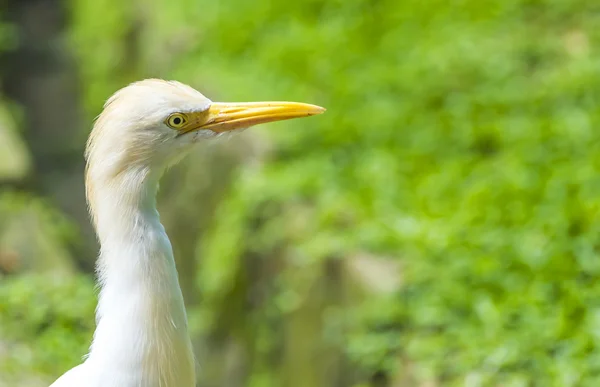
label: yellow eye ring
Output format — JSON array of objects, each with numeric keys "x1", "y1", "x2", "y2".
[{"x1": 165, "y1": 113, "x2": 188, "y2": 129}]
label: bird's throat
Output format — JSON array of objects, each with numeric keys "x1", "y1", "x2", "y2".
[{"x1": 86, "y1": 173, "x2": 196, "y2": 386}]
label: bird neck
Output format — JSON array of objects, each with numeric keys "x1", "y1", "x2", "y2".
[{"x1": 86, "y1": 168, "x2": 196, "y2": 386}]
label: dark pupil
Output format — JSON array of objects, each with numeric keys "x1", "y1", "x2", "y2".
[{"x1": 173, "y1": 117, "x2": 182, "y2": 125}]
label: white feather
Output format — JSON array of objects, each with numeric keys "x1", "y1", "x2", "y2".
[
  {"x1": 51, "y1": 80, "x2": 203, "y2": 387},
  {"x1": 49, "y1": 78, "x2": 324, "y2": 387}
]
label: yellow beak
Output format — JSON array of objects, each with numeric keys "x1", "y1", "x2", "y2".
[{"x1": 188, "y1": 101, "x2": 325, "y2": 133}]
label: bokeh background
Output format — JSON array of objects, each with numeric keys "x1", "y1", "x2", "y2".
[{"x1": 1, "y1": 0, "x2": 600, "y2": 386}]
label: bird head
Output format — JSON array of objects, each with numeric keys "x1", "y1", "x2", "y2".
[
  {"x1": 83, "y1": 78, "x2": 325, "y2": 231},
  {"x1": 84, "y1": 79, "x2": 324, "y2": 217}
]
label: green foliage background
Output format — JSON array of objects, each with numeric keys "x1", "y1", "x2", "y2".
[{"x1": 1, "y1": 0, "x2": 600, "y2": 386}]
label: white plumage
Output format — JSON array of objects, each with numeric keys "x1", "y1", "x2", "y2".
[{"x1": 50, "y1": 79, "x2": 324, "y2": 387}]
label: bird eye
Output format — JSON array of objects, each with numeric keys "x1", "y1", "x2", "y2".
[{"x1": 166, "y1": 113, "x2": 188, "y2": 129}]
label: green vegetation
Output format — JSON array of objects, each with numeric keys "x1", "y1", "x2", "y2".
[{"x1": 1, "y1": 0, "x2": 600, "y2": 386}]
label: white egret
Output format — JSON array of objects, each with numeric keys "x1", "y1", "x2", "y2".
[{"x1": 49, "y1": 79, "x2": 325, "y2": 387}]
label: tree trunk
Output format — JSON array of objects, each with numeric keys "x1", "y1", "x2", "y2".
[{"x1": 0, "y1": 0, "x2": 97, "y2": 270}]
